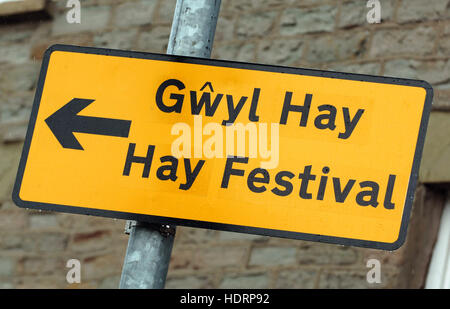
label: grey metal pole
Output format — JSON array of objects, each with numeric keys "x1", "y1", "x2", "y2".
[
  {"x1": 119, "y1": 0, "x2": 222, "y2": 289},
  {"x1": 167, "y1": 0, "x2": 221, "y2": 58}
]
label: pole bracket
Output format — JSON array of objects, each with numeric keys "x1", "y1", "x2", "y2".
[{"x1": 124, "y1": 220, "x2": 176, "y2": 237}]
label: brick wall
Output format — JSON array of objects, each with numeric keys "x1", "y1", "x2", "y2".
[{"x1": 0, "y1": 0, "x2": 449, "y2": 288}]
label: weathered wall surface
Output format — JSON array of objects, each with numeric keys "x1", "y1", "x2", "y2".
[{"x1": 0, "y1": 0, "x2": 449, "y2": 288}]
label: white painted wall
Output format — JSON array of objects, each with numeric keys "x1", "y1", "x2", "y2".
[{"x1": 425, "y1": 194, "x2": 450, "y2": 289}]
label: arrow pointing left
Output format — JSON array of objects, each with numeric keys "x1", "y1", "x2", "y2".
[{"x1": 45, "y1": 98, "x2": 132, "y2": 150}]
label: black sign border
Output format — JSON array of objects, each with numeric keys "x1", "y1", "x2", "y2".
[{"x1": 13, "y1": 44, "x2": 433, "y2": 251}]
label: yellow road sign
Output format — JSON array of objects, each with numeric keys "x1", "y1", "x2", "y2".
[{"x1": 13, "y1": 45, "x2": 433, "y2": 250}]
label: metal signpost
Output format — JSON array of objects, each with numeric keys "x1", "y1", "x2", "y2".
[
  {"x1": 12, "y1": 0, "x2": 433, "y2": 290},
  {"x1": 119, "y1": 0, "x2": 222, "y2": 289}
]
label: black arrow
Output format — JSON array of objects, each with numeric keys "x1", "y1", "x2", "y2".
[{"x1": 45, "y1": 98, "x2": 132, "y2": 150}]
